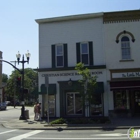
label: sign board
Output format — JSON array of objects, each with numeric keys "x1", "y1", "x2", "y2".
[
  {"x1": 44, "y1": 75, "x2": 49, "y2": 87},
  {"x1": 112, "y1": 72, "x2": 140, "y2": 79}
]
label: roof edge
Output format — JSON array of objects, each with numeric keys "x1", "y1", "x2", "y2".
[{"x1": 35, "y1": 12, "x2": 103, "y2": 24}]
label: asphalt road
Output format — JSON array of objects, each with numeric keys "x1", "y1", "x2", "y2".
[{"x1": 0, "y1": 128, "x2": 130, "y2": 140}]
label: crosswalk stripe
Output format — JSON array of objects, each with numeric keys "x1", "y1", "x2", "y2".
[
  {"x1": 91, "y1": 133, "x2": 127, "y2": 136},
  {"x1": 7, "y1": 130, "x2": 44, "y2": 140},
  {"x1": 26, "y1": 137, "x2": 127, "y2": 140},
  {"x1": 0, "y1": 129, "x2": 17, "y2": 135}
]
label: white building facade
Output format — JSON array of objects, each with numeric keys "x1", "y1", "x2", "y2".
[
  {"x1": 104, "y1": 10, "x2": 140, "y2": 117},
  {"x1": 36, "y1": 9, "x2": 140, "y2": 118}
]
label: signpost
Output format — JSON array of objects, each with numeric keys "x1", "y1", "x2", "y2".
[{"x1": 44, "y1": 74, "x2": 49, "y2": 124}]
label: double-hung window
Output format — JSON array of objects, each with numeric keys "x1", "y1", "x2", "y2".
[
  {"x1": 76, "y1": 41, "x2": 93, "y2": 66},
  {"x1": 80, "y1": 42, "x2": 89, "y2": 65},
  {"x1": 56, "y1": 44, "x2": 64, "y2": 67},
  {"x1": 52, "y1": 44, "x2": 68, "y2": 68},
  {"x1": 121, "y1": 36, "x2": 131, "y2": 60}
]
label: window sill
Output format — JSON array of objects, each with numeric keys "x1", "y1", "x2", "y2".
[{"x1": 119, "y1": 59, "x2": 134, "y2": 62}]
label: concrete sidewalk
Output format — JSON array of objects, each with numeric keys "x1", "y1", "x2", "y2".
[{"x1": 2, "y1": 116, "x2": 140, "y2": 130}]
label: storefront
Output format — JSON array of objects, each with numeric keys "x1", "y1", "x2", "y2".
[
  {"x1": 109, "y1": 69, "x2": 140, "y2": 117},
  {"x1": 38, "y1": 69, "x2": 106, "y2": 118}
]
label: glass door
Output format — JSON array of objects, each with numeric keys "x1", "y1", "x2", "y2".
[{"x1": 66, "y1": 92, "x2": 83, "y2": 115}]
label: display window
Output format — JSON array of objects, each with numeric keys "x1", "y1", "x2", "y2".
[{"x1": 114, "y1": 90, "x2": 130, "y2": 110}]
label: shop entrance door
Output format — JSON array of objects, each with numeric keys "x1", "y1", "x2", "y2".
[
  {"x1": 134, "y1": 91, "x2": 140, "y2": 114},
  {"x1": 66, "y1": 92, "x2": 83, "y2": 115}
]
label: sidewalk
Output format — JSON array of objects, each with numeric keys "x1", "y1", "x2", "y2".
[{"x1": 2, "y1": 116, "x2": 140, "y2": 130}]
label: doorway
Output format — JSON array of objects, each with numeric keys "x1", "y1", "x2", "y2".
[
  {"x1": 66, "y1": 92, "x2": 83, "y2": 115},
  {"x1": 134, "y1": 90, "x2": 140, "y2": 114}
]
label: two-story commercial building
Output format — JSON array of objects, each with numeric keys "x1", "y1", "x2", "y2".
[
  {"x1": 35, "y1": 13, "x2": 107, "y2": 118},
  {"x1": 36, "y1": 9, "x2": 140, "y2": 118},
  {"x1": 104, "y1": 10, "x2": 140, "y2": 117}
]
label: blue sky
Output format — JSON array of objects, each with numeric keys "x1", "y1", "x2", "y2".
[{"x1": 0, "y1": 0, "x2": 140, "y2": 76}]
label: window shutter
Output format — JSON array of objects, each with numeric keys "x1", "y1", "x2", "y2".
[
  {"x1": 76, "y1": 43, "x2": 80, "y2": 63},
  {"x1": 64, "y1": 44, "x2": 68, "y2": 67},
  {"x1": 89, "y1": 42, "x2": 93, "y2": 66},
  {"x1": 51, "y1": 45, "x2": 55, "y2": 68}
]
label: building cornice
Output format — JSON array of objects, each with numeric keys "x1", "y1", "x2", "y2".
[
  {"x1": 35, "y1": 12, "x2": 103, "y2": 24},
  {"x1": 109, "y1": 68, "x2": 140, "y2": 72},
  {"x1": 34, "y1": 65, "x2": 106, "y2": 72},
  {"x1": 103, "y1": 9, "x2": 140, "y2": 23}
]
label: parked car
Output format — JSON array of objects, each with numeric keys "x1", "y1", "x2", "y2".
[
  {"x1": 0, "y1": 102, "x2": 7, "y2": 110},
  {"x1": 6, "y1": 101, "x2": 11, "y2": 106}
]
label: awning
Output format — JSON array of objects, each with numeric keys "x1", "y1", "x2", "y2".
[
  {"x1": 39, "y1": 84, "x2": 56, "y2": 94},
  {"x1": 110, "y1": 81, "x2": 140, "y2": 90},
  {"x1": 93, "y1": 82, "x2": 104, "y2": 94}
]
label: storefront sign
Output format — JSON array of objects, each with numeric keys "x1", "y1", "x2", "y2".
[
  {"x1": 42, "y1": 71, "x2": 103, "y2": 77},
  {"x1": 112, "y1": 72, "x2": 140, "y2": 79}
]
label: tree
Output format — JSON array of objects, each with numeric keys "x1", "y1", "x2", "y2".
[
  {"x1": 2, "y1": 73, "x2": 8, "y2": 83},
  {"x1": 75, "y1": 62, "x2": 97, "y2": 116},
  {"x1": 5, "y1": 68, "x2": 38, "y2": 104}
]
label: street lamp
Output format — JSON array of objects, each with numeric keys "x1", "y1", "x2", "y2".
[{"x1": 16, "y1": 50, "x2": 31, "y2": 120}]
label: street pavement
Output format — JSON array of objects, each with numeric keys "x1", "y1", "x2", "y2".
[{"x1": 1, "y1": 106, "x2": 140, "y2": 130}]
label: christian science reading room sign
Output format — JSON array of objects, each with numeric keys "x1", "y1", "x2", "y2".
[
  {"x1": 112, "y1": 72, "x2": 140, "y2": 79},
  {"x1": 42, "y1": 71, "x2": 103, "y2": 77}
]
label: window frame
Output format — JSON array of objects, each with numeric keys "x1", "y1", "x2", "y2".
[
  {"x1": 121, "y1": 36, "x2": 131, "y2": 60},
  {"x1": 80, "y1": 42, "x2": 89, "y2": 66},
  {"x1": 55, "y1": 44, "x2": 64, "y2": 67}
]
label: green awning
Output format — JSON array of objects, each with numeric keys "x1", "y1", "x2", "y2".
[
  {"x1": 39, "y1": 84, "x2": 56, "y2": 94},
  {"x1": 93, "y1": 82, "x2": 104, "y2": 94}
]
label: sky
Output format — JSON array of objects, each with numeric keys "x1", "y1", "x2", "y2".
[{"x1": 0, "y1": 0, "x2": 140, "y2": 76}]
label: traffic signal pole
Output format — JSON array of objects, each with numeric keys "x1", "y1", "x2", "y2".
[
  {"x1": 10, "y1": 61, "x2": 17, "y2": 108},
  {"x1": 1, "y1": 51, "x2": 31, "y2": 120}
]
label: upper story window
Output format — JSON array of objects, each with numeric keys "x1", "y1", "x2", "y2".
[
  {"x1": 80, "y1": 42, "x2": 89, "y2": 65},
  {"x1": 121, "y1": 36, "x2": 131, "y2": 60},
  {"x1": 76, "y1": 41, "x2": 93, "y2": 66},
  {"x1": 56, "y1": 44, "x2": 64, "y2": 67},
  {"x1": 52, "y1": 44, "x2": 67, "y2": 68}
]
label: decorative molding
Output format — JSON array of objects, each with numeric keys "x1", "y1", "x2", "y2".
[
  {"x1": 103, "y1": 10, "x2": 140, "y2": 23},
  {"x1": 34, "y1": 65, "x2": 106, "y2": 72},
  {"x1": 116, "y1": 30, "x2": 135, "y2": 43}
]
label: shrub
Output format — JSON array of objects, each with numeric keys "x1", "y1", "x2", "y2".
[
  {"x1": 50, "y1": 117, "x2": 111, "y2": 124},
  {"x1": 50, "y1": 118, "x2": 66, "y2": 125}
]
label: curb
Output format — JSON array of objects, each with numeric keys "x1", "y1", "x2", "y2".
[{"x1": 2, "y1": 122, "x2": 138, "y2": 130}]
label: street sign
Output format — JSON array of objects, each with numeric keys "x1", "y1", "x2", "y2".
[{"x1": 44, "y1": 75, "x2": 49, "y2": 87}]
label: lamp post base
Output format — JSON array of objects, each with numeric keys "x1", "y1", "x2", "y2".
[
  {"x1": 19, "y1": 116, "x2": 26, "y2": 120},
  {"x1": 19, "y1": 105, "x2": 26, "y2": 120}
]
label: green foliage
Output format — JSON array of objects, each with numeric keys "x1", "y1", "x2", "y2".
[
  {"x1": 5, "y1": 68, "x2": 38, "y2": 101},
  {"x1": 50, "y1": 118, "x2": 66, "y2": 125},
  {"x1": 50, "y1": 117, "x2": 111, "y2": 124},
  {"x1": 75, "y1": 62, "x2": 97, "y2": 104},
  {"x1": 2, "y1": 73, "x2": 8, "y2": 83}
]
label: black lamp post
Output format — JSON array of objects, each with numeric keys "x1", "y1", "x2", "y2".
[{"x1": 16, "y1": 50, "x2": 31, "y2": 120}]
